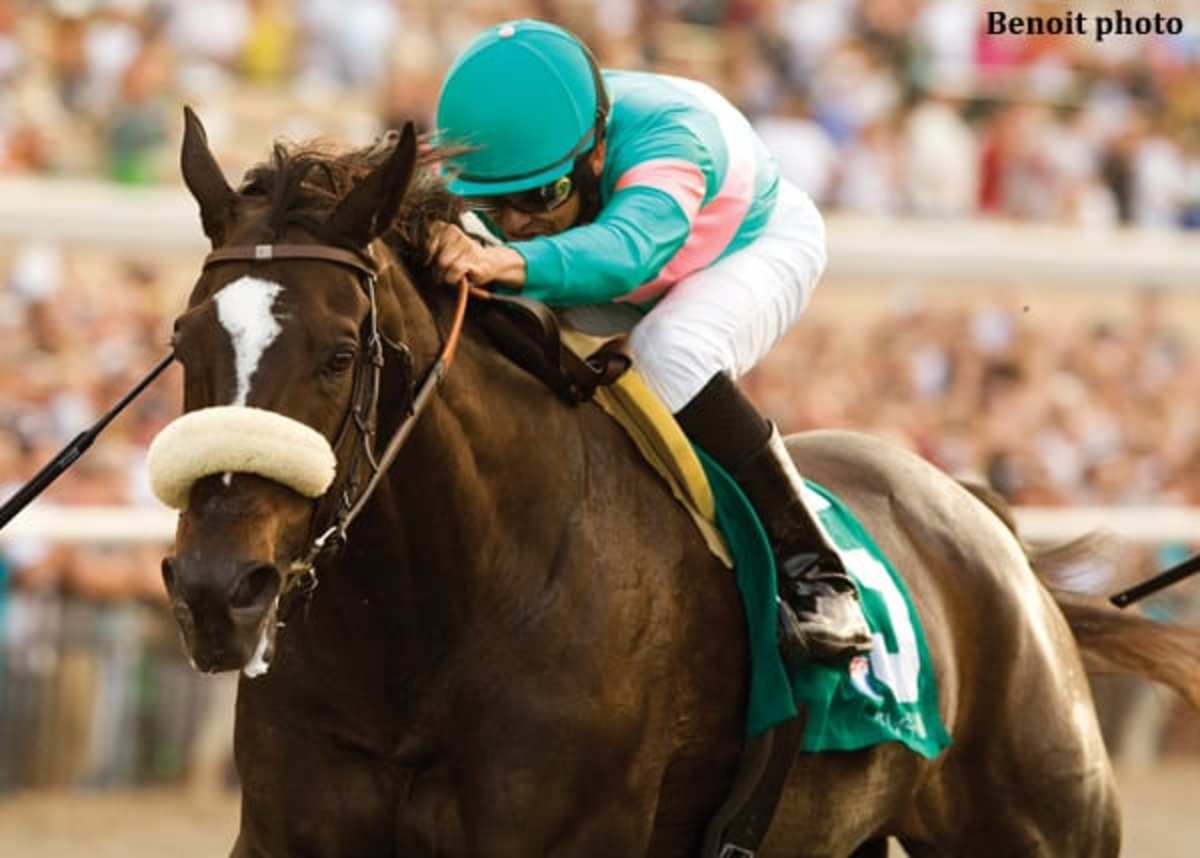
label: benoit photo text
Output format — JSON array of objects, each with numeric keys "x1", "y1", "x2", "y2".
[{"x1": 987, "y1": 9, "x2": 1185, "y2": 42}]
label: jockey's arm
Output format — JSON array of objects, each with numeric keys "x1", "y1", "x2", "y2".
[{"x1": 504, "y1": 185, "x2": 693, "y2": 306}]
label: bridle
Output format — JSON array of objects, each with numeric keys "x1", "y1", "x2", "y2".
[{"x1": 201, "y1": 241, "x2": 473, "y2": 593}]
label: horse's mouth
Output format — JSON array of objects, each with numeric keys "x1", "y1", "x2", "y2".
[
  {"x1": 168, "y1": 585, "x2": 283, "y2": 677},
  {"x1": 189, "y1": 643, "x2": 253, "y2": 675}
]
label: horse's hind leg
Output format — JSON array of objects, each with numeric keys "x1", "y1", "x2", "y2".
[
  {"x1": 942, "y1": 784, "x2": 1120, "y2": 857},
  {"x1": 924, "y1": 750, "x2": 1121, "y2": 857}
]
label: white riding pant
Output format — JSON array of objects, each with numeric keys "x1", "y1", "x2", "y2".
[{"x1": 628, "y1": 179, "x2": 827, "y2": 413}]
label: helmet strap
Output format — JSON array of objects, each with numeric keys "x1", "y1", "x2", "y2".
[{"x1": 570, "y1": 150, "x2": 604, "y2": 225}]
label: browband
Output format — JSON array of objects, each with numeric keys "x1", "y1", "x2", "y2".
[{"x1": 204, "y1": 244, "x2": 376, "y2": 281}]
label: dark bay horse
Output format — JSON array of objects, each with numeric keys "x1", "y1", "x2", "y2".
[{"x1": 158, "y1": 109, "x2": 1200, "y2": 857}]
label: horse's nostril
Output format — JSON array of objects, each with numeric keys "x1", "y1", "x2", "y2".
[
  {"x1": 230, "y1": 564, "x2": 278, "y2": 610},
  {"x1": 161, "y1": 556, "x2": 177, "y2": 593}
]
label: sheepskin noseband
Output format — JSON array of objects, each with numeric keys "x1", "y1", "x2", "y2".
[{"x1": 147, "y1": 406, "x2": 337, "y2": 509}]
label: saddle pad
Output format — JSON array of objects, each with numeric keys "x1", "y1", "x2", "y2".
[
  {"x1": 699, "y1": 450, "x2": 951, "y2": 757},
  {"x1": 557, "y1": 325, "x2": 733, "y2": 568}
]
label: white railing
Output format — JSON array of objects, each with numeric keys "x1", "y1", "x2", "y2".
[
  {"x1": 0, "y1": 505, "x2": 177, "y2": 542},
  {"x1": 1016, "y1": 506, "x2": 1200, "y2": 545},
  {"x1": 2, "y1": 178, "x2": 1200, "y2": 287},
  {"x1": 1, "y1": 504, "x2": 1196, "y2": 545}
]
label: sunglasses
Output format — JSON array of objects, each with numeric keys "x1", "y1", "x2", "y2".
[{"x1": 468, "y1": 175, "x2": 575, "y2": 215}]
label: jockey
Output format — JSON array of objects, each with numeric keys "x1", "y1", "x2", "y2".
[{"x1": 427, "y1": 19, "x2": 871, "y2": 662}]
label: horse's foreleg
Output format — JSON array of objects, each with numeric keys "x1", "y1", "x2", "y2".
[
  {"x1": 896, "y1": 841, "x2": 941, "y2": 858},
  {"x1": 456, "y1": 723, "x2": 665, "y2": 858},
  {"x1": 460, "y1": 796, "x2": 658, "y2": 857},
  {"x1": 228, "y1": 832, "x2": 257, "y2": 858},
  {"x1": 460, "y1": 768, "x2": 661, "y2": 858},
  {"x1": 850, "y1": 839, "x2": 890, "y2": 858},
  {"x1": 233, "y1": 709, "x2": 403, "y2": 857}
]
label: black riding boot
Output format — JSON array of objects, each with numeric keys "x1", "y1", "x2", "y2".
[{"x1": 676, "y1": 373, "x2": 873, "y2": 663}]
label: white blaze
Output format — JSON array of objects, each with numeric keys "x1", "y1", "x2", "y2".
[{"x1": 215, "y1": 276, "x2": 284, "y2": 406}]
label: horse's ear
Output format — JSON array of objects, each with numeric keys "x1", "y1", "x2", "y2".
[
  {"x1": 181, "y1": 106, "x2": 237, "y2": 247},
  {"x1": 327, "y1": 122, "x2": 417, "y2": 248}
]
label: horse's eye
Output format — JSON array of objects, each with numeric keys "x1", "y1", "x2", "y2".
[{"x1": 327, "y1": 348, "x2": 356, "y2": 374}]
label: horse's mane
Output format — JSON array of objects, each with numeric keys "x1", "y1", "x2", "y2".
[{"x1": 238, "y1": 131, "x2": 465, "y2": 271}]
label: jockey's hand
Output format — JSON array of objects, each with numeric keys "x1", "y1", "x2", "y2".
[{"x1": 426, "y1": 222, "x2": 526, "y2": 290}]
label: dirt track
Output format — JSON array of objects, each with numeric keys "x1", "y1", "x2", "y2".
[
  {"x1": 1, "y1": 761, "x2": 1197, "y2": 856},
  {"x1": 0, "y1": 788, "x2": 239, "y2": 857}
]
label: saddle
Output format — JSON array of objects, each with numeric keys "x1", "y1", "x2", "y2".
[
  {"x1": 472, "y1": 294, "x2": 632, "y2": 404},
  {"x1": 460, "y1": 210, "x2": 629, "y2": 404}
]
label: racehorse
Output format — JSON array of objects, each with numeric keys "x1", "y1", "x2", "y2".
[{"x1": 159, "y1": 108, "x2": 1200, "y2": 857}]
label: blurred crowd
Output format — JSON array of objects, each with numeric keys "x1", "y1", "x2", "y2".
[
  {"x1": 3, "y1": 0, "x2": 1200, "y2": 790},
  {"x1": 0, "y1": 0, "x2": 1198, "y2": 228},
  {"x1": 0, "y1": 244, "x2": 199, "y2": 791},
  {"x1": 747, "y1": 287, "x2": 1200, "y2": 509}
]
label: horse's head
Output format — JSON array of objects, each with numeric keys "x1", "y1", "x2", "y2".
[{"x1": 153, "y1": 108, "x2": 431, "y2": 674}]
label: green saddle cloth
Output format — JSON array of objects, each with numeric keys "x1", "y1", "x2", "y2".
[{"x1": 696, "y1": 448, "x2": 951, "y2": 758}]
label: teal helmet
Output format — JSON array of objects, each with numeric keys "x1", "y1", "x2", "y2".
[{"x1": 436, "y1": 19, "x2": 608, "y2": 198}]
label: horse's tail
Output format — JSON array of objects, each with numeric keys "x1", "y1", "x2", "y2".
[{"x1": 959, "y1": 480, "x2": 1200, "y2": 710}]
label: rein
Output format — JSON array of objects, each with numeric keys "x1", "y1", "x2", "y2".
[{"x1": 201, "y1": 242, "x2": 474, "y2": 589}]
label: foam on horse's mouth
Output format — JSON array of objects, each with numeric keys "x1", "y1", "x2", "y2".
[
  {"x1": 243, "y1": 629, "x2": 272, "y2": 678},
  {"x1": 243, "y1": 595, "x2": 280, "y2": 679}
]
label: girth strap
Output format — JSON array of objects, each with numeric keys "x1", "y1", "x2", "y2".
[{"x1": 703, "y1": 713, "x2": 808, "y2": 858}]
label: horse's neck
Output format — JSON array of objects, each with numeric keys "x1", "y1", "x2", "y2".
[
  {"x1": 324, "y1": 281, "x2": 588, "y2": 674},
  {"x1": 376, "y1": 264, "x2": 589, "y2": 551},
  {"x1": 382, "y1": 320, "x2": 586, "y2": 579}
]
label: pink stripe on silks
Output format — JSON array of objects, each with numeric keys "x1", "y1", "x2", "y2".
[
  {"x1": 620, "y1": 156, "x2": 755, "y2": 305},
  {"x1": 615, "y1": 159, "x2": 706, "y2": 222},
  {"x1": 619, "y1": 81, "x2": 760, "y2": 305}
]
